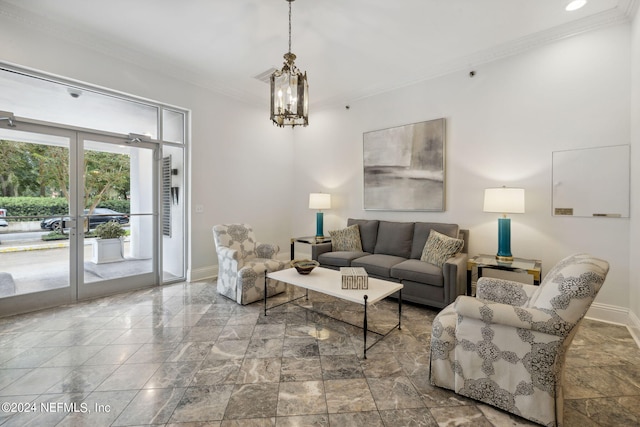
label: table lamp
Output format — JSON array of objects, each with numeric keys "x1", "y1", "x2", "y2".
[
  {"x1": 309, "y1": 193, "x2": 331, "y2": 240},
  {"x1": 483, "y1": 187, "x2": 525, "y2": 262}
]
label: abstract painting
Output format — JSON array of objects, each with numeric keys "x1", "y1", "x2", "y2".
[{"x1": 363, "y1": 118, "x2": 445, "y2": 211}]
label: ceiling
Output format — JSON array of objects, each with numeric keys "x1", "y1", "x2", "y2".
[{"x1": 1, "y1": 0, "x2": 637, "y2": 110}]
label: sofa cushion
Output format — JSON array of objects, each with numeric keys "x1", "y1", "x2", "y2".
[
  {"x1": 373, "y1": 221, "x2": 414, "y2": 258},
  {"x1": 352, "y1": 254, "x2": 406, "y2": 278},
  {"x1": 420, "y1": 230, "x2": 464, "y2": 267},
  {"x1": 411, "y1": 222, "x2": 459, "y2": 259},
  {"x1": 391, "y1": 259, "x2": 444, "y2": 287},
  {"x1": 318, "y1": 251, "x2": 370, "y2": 268},
  {"x1": 329, "y1": 224, "x2": 363, "y2": 252},
  {"x1": 347, "y1": 219, "x2": 379, "y2": 253}
]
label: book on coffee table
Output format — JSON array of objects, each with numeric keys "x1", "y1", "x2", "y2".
[{"x1": 340, "y1": 267, "x2": 368, "y2": 290}]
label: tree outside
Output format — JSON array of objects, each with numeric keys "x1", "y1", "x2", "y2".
[{"x1": 0, "y1": 139, "x2": 130, "y2": 217}]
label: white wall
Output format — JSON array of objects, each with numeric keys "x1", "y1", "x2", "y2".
[
  {"x1": 292, "y1": 24, "x2": 633, "y2": 319},
  {"x1": 630, "y1": 6, "x2": 640, "y2": 341},
  {"x1": 0, "y1": 14, "x2": 295, "y2": 281}
]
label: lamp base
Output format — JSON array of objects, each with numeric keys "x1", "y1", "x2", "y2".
[
  {"x1": 315, "y1": 212, "x2": 324, "y2": 239},
  {"x1": 496, "y1": 217, "x2": 513, "y2": 262}
]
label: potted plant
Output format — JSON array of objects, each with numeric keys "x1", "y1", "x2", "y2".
[{"x1": 91, "y1": 221, "x2": 126, "y2": 264}]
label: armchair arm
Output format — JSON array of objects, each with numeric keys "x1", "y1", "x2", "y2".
[
  {"x1": 256, "y1": 242, "x2": 280, "y2": 259},
  {"x1": 476, "y1": 277, "x2": 538, "y2": 307},
  {"x1": 217, "y1": 246, "x2": 239, "y2": 261},
  {"x1": 455, "y1": 296, "x2": 574, "y2": 337},
  {"x1": 443, "y1": 252, "x2": 467, "y2": 303},
  {"x1": 311, "y1": 242, "x2": 333, "y2": 261}
]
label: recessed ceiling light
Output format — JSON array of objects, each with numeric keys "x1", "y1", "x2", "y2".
[{"x1": 566, "y1": 0, "x2": 587, "y2": 11}]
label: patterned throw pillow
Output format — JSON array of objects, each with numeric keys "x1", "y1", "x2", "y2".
[
  {"x1": 421, "y1": 230, "x2": 464, "y2": 267},
  {"x1": 329, "y1": 224, "x2": 363, "y2": 252}
]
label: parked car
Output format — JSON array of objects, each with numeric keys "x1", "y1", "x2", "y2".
[
  {"x1": 0, "y1": 219, "x2": 7, "y2": 227},
  {"x1": 40, "y1": 208, "x2": 129, "y2": 231}
]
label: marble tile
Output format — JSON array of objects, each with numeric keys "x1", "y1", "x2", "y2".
[
  {"x1": 83, "y1": 343, "x2": 143, "y2": 365},
  {"x1": 0, "y1": 366, "x2": 74, "y2": 395},
  {"x1": 207, "y1": 339, "x2": 250, "y2": 360},
  {"x1": 320, "y1": 354, "x2": 363, "y2": 380},
  {"x1": 410, "y1": 375, "x2": 473, "y2": 407},
  {"x1": 143, "y1": 361, "x2": 202, "y2": 389},
  {"x1": 274, "y1": 414, "x2": 328, "y2": 426},
  {"x1": 428, "y1": 405, "x2": 493, "y2": 427},
  {"x1": 277, "y1": 381, "x2": 326, "y2": 416},
  {"x1": 282, "y1": 337, "x2": 319, "y2": 358},
  {"x1": 237, "y1": 358, "x2": 281, "y2": 384},
  {"x1": 324, "y1": 378, "x2": 377, "y2": 413},
  {"x1": 564, "y1": 396, "x2": 640, "y2": 426},
  {"x1": 360, "y1": 352, "x2": 403, "y2": 378},
  {"x1": 46, "y1": 364, "x2": 118, "y2": 394},
  {"x1": 367, "y1": 376, "x2": 425, "y2": 410},
  {"x1": 379, "y1": 408, "x2": 438, "y2": 426},
  {"x1": 218, "y1": 324, "x2": 256, "y2": 340},
  {"x1": 328, "y1": 411, "x2": 385, "y2": 426},
  {"x1": 167, "y1": 341, "x2": 215, "y2": 362},
  {"x1": 224, "y1": 383, "x2": 280, "y2": 419},
  {"x1": 193, "y1": 359, "x2": 242, "y2": 385},
  {"x1": 96, "y1": 362, "x2": 160, "y2": 391},
  {"x1": 245, "y1": 338, "x2": 284, "y2": 358},
  {"x1": 280, "y1": 356, "x2": 323, "y2": 382},
  {"x1": 0, "y1": 346, "x2": 65, "y2": 369},
  {"x1": 0, "y1": 279, "x2": 638, "y2": 427},
  {"x1": 112, "y1": 387, "x2": 186, "y2": 425},
  {"x1": 169, "y1": 385, "x2": 235, "y2": 423}
]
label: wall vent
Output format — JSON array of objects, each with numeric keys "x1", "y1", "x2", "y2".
[{"x1": 253, "y1": 68, "x2": 277, "y2": 84}]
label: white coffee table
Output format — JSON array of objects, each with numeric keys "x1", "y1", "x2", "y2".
[{"x1": 265, "y1": 267, "x2": 403, "y2": 358}]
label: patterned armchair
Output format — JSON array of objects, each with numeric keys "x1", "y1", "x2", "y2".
[
  {"x1": 430, "y1": 253, "x2": 609, "y2": 426},
  {"x1": 212, "y1": 224, "x2": 287, "y2": 305}
]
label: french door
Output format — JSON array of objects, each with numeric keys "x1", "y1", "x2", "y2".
[{"x1": 0, "y1": 117, "x2": 159, "y2": 316}]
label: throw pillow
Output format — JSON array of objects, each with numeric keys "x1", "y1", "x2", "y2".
[
  {"x1": 421, "y1": 230, "x2": 464, "y2": 267},
  {"x1": 329, "y1": 224, "x2": 363, "y2": 252}
]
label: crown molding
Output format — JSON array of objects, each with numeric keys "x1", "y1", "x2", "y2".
[
  {"x1": 316, "y1": 2, "x2": 637, "y2": 110},
  {"x1": 2, "y1": 0, "x2": 637, "y2": 110}
]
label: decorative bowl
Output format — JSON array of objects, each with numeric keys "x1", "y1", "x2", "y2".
[{"x1": 291, "y1": 259, "x2": 319, "y2": 275}]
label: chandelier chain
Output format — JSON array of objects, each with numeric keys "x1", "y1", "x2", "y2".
[{"x1": 288, "y1": 0, "x2": 292, "y2": 54}]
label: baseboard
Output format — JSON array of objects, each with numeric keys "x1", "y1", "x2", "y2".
[
  {"x1": 628, "y1": 309, "x2": 640, "y2": 348},
  {"x1": 187, "y1": 265, "x2": 216, "y2": 282},
  {"x1": 586, "y1": 302, "x2": 640, "y2": 349},
  {"x1": 585, "y1": 302, "x2": 629, "y2": 325}
]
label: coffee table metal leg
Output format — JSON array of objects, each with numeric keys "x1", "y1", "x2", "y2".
[
  {"x1": 363, "y1": 294, "x2": 368, "y2": 359},
  {"x1": 398, "y1": 289, "x2": 402, "y2": 330}
]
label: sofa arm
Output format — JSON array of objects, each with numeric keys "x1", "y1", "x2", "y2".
[
  {"x1": 311, "y1": 242, "x2": 332, "y2": 261},
  {"x1": 455, "y1": 296, "x2": 574, "y2": 337},
  {"x1": 476, "y1": 277, "x2": 538, "y2": 307},
  {"x1": 256, "y1": 242, "x2": 279, "y2": 259},
  {"x1": 443, "y1": 252, "x2": 468, "y2": 303}
]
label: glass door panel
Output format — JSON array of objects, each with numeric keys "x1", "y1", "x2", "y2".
[
  {"x1": 78, "y1": 134, "x2": 158, "y2": 299},
  {"x1": 0, "y1": 124, "x2": 76, "y2": 315}
]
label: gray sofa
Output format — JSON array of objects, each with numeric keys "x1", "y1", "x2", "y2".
[{"x1": 311, "y1": 219, "x2": 469, "y2": 309}]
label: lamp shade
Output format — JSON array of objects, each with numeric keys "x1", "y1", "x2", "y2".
[
  {"x1": 309, "y1": 193, "x2": 331, "y2": 210},
  {"x1": 483, "y1": 187, "x2": 525, "y2": 214}
]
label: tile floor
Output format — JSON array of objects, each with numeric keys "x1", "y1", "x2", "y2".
[{"x1": 0, "y1": 280, "x2": 639, "y2": 426}]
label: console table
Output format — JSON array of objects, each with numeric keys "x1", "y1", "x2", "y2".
[{"x1": 466, "y1": 254, "x2": 542, "y2": 296}]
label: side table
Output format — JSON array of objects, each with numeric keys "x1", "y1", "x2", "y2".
[
  {"x1": 466, "y1": 254, "x2": 542, "y2": 296},
  {"x1": 290, "y1": 236, "x2": 331, "y2": 260}
]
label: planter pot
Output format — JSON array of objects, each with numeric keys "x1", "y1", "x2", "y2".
[{"x1": 91, "y1": 237, "x2": 124, "y2": 264}]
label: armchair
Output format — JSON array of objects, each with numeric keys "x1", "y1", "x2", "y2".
[
  {"x1": 430, "y1": 253, "x2": 609, "y2": 426},
  {"x1": 212, "y1": 224, "x2": 287, "y2": 305}
]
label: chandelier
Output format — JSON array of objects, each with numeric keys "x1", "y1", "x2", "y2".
[{"x1": 270, "y1": 0, "x2": 309, "y2": 127}]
